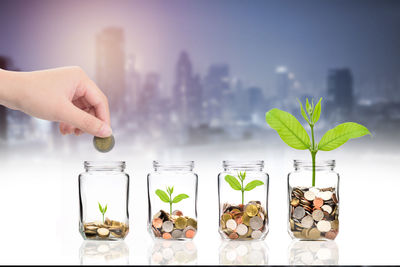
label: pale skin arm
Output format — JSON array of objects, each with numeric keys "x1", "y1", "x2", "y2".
[{"x1": 0, "y1": 66, "x2": 112, "y2": 137}]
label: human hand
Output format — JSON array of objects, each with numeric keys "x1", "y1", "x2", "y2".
[{"x1": 0, "y1": 66, "x2": 111, "y2": 137}]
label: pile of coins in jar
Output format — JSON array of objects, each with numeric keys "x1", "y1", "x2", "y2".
[
  {"x1": 289, "y1": 187, "x2": 339, "y2": 240},
  {"x1": 151, "y1": 210, "x2": 197, "y2": 240},
  {"x1": 82, "y1": 218, "x2": 129, "y2": 240},
  {"x1": 220, "y1": 201, "x2": 268, "y2": 240}
]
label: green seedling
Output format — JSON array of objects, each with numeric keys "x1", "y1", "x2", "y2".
[
  {"x1": 98, "y1": 202, "x2": 108, "y2": 223},
  {"x1": 155, "y1": 186, "x2": 189, "y2": 215},
  {"x1": 266, "y1": 97, "x2": 371, "y2": 186},
  {"x1": 224, "y1": 171, "x2": 264, "y2": 205}
]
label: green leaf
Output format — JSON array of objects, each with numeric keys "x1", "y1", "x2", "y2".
[
  {"x1": 156, "y1": 189, "x2": 170, "y2": 203},
  {"x1": 312, "y1": 98, "x2": 322, "y2": 124},
  {"x1": 297, "y1": 98, "x2": 309, "y2": 123},
  {"x1": 104, "y1": 204, "x2": 107, "y2": 214},
  {"x1": 224, "y1": 175, "x2": 242, "y2": 191},
  {"x1": 244, "y1": 180, "x2": 264, "y2": 191},
  {"x1": 172, "y1": 194, "x2": 189, "y2": 203},
  {"x1": 238, "y1": 171, "x2": 246, "y2": 182},
  {"x1": 318, "y1": 122, "x2": 371, "y2": 151},
  {"x1": 98, "y1": 202, "x2": 103, "y2": 213},
  {"x1": 265, "y1": 108, "x2": 311, "y2": 150},
  {"x1": 306, "y1": 98, "x2": 312, "y2": 114}
]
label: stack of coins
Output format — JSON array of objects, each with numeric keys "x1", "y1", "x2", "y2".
[
  {"x1": 151, "y1": 210, "x2": 197, "y2": 240},
  {"x1": 220, "y1": 201, "x2": 268, "y2": 240},
  {"x1": 289, "y1": 186, "x2": 339, "y2": 240},
  {"x1": 82, "y1": 218, "x2": 129, "y2": 240}
]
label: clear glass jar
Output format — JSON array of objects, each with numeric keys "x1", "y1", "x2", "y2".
[
  {"x1": 79, "y1": 161, "x2": 130, "y2": 240},
  {"x1": 147, "y1": 161, "x2": 198, "y2": 240},
  {"x1": 288, "y1": 160, "x2": 339, "y2": 240},
  {"x1": 218, "y1": 160, "x2": 269, "y2": 240}
]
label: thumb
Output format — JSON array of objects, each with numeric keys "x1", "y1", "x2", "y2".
[{"x1": 64, "y1": 103, "x2": 112, "y2": 137}]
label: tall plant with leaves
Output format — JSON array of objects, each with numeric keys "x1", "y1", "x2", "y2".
[
  {"x1": 225, "y1": 171, "x2": 264, "y2": 205},
  {"x1": 155, "y1": 186, "x2": 189, "y2": 214},
  {"x1": 266, "y1": 98, "x2": 370, "y2": 186}
]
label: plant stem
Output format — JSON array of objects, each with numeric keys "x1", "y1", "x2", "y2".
[
  {"x1": 241, "y1": 179, "x2": 244, "y2": 205},
  {"x1": 102, "y1": 213, "x2": 104, "y2": 223},
  {"x1": 169, "y1": 191, "x2": 173, "y2": 214},
  {"x1": 310, "y1": 124, "x2": 317, "y2": 187}
]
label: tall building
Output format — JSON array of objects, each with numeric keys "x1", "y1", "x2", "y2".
[
  {"x1": 0, "y1": 56, "x2": 10, "y2": 141},
  {"x1": 172, "y1": 51, "x2": 202, "y2": 127},
  {"x1": 96, "y1": 27, "x2": 125, "y2": 115},
  {"x1": 203, "y1": 64, "x2": 230, "y2": 125},
  {"x1": 327, "y1": 68, "x2": 354, "y2": 112},
  {"x1": 125, "y1": 55, "x2": 141, "y2": 119}
]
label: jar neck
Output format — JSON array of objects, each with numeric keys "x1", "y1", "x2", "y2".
[
  {"x1": 294, "y1": 160, "x2": 335, "y2": 171},
  {"x1": 223, "y1": 160, "x2": 264, "y2": 172},
  {"x1": 153, "y1": 161, "x2": 194, "y2": 172},
  {"x1": 84, "y1": 161, "x2": 125, "y2": 172}
]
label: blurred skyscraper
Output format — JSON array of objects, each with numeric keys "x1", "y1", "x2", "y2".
[
  {"x1": 125, "y1": 55, "x2": 141, "y2": 121},
  {"x1": 203, "y1": 64, "x2": 230, "y2": 126},
  {"x1": 326, "y1": 68, "x2": 354, "y2": 121},
  {"x1": 0, "y1": 56, "x2": 10, "y2": 141},
  {"x1": 96, "y1": 27, "x2": 126, "y2": 117},
  {"x1": 172, "y1": 51, "x2": 202, "y2": 127}
]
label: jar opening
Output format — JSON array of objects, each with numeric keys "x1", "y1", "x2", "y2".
[
  {"x1": 293, "y1": 160, "x2": 335, "y2": 170},
  {"x1": 84, "y1": 161, "x2": 126, "y2": 171},
  {"x1": 153, "y1": 160, "x2": 194, "y2": 171},
  {"x1": 223, "y1": 160, "x2": 264, "y2": 171}
]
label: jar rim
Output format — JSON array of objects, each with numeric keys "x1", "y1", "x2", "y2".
[
  {"x1": 293, "y1": 160, "x2": 335, "y2": 168},
  {"x1": 84, "y1": 161, "x2": 126, "y2": 170},
  {"x1": 223, "y1": 160, "x2": 264, "y2": 169},
  {"x1": 153, "y1": 160, "x2": 194, "y2": 170}
]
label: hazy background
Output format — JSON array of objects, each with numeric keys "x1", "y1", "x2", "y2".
[{"x1": 0, "y1": 0, "x2": 400, "y2": 265}]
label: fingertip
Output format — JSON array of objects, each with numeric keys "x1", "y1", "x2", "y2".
[{"x1": 97, "y1": 123, "x2": 113, "y2": 138}]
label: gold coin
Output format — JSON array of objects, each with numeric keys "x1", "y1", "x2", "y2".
[
  {"x1": 97, "y1": 228, "x2": 110, "y2": 238},
  {"x1": 291, "y1": 198, "x2": 300, "y2": 207},
  {"x1": 187, "y1": 218, "x2": 197, "y2": 229},
  {"x1": 245, "y1": 204, "x2": 258, "y2": 217},
  {"x1": 222, "y1": 213, "x2": 232, "y2": 222},
  {"x1": 290, "y1": 219, "x2": 294, "y2": 230},
  {"x1": 175, "y1": 217, "x2": 187, "y2": 229},
  {"x1": 242, "y1": 213, "x2": 250, "y2": 226},
  {"x1": 308, "y1": 228, "x2": 321, "y2": 239},
  {"x1": 331, "y1": 219, "x2": 339, "y2": 230},
  {"x1": 293, "y1": 231, "x2": 303, "y2": 238},
  {"x1": 93, "y1": 135, "x2": 115, "y2": 153}
]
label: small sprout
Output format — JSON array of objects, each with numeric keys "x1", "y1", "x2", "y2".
[
  {"x1": 225, "y1": 171, "x2": 264, "y2": 205},
  {"x1": 155, "y1": 186, "x2": 189, "y2": 215},
  {"x1": 98, "y1": 202, "x2": 108, "y2": 223}
]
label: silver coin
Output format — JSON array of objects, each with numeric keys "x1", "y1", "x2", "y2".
[
  {"x1": 321, "y1": 191, "x2": 333, "y2": 201},
  {"x1": 251, "y1": 230, "x2": 263, "y2": 239},
  {"x1": 226, "y1": 219, "x2": 237, "y2": 231},
  {"x1": 321, "y1": 205, "x2": 332, "y2": 214},
  {"x1": 316, "y1": 220, "x2": 331, "y2": 232},
  {"x1": 161, "y1": 221, "x2": 174, "y2": 233},
  {"x1": 171, "y1": 229, "x2": 183, "y2": 239},
  {"x1": 236, "y1": 224, "x2": 248, "y2": 236},
  {"x1": 249, "y1": 216, "x2": 263, "y2": 230},
  {"x1": 301, "y1": 215, "x2": 314, "y2": 228},
  {"x1": 312, "y1": 210, "x2": 324, "y2": 221},
  {"x1": 293, "y1": 206, "x2": 306, "y2": 220},
  {"x1": 304, "y1": 191, "x2": 316, "y2": 201}
]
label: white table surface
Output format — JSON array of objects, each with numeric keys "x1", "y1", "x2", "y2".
[{"x1": 0, "y1": 137, "x2": 398, "y2": 265}]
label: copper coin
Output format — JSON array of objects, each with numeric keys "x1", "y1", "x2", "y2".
[
  {"x1": 313, "y1": 197, "x2": 324, "y2": 208},
  {"x1": 162, "y1": 232, "x2": 172, "y2": 239},
  {"x1": 228, "y1": 232, "x2": 239, "y2": 239},
  {"x1": 332, "y1": 193, "x2": 338, "y2": 203},
  {"x1": 172, "y1": 210, "x2": 183, "y2": 216},
  {"x1": 152, "y1": 218, "x2": 163, "y2": 228},
  {"x1": 325, "y1": 230, "x2": 337, "y2": 240},
  {"x1": 235, "y1": 216, "x2": 243, "y2": 225}
]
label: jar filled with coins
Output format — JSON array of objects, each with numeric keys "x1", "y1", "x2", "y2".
[
  {"x1": 288, "y1": 160, "x2": 339, "y2": 240},
  {"x1": 148, "y1": 161, "x2": 198, "y2": 240},
  {"x1": 79, "y1": 161, "x2": 130, "y2": 240},
  {"x1": 218, "y1": 160, "x2": 269, "y2": 240}
]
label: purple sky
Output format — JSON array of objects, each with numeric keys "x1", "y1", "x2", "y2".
[{"x1": 1, "y1": 0, "x2": 400, "y2": 94}]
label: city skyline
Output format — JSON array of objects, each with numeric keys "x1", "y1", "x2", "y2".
[{"x1": 1, "y1": 0, "x2": 400, "y2": 99}]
